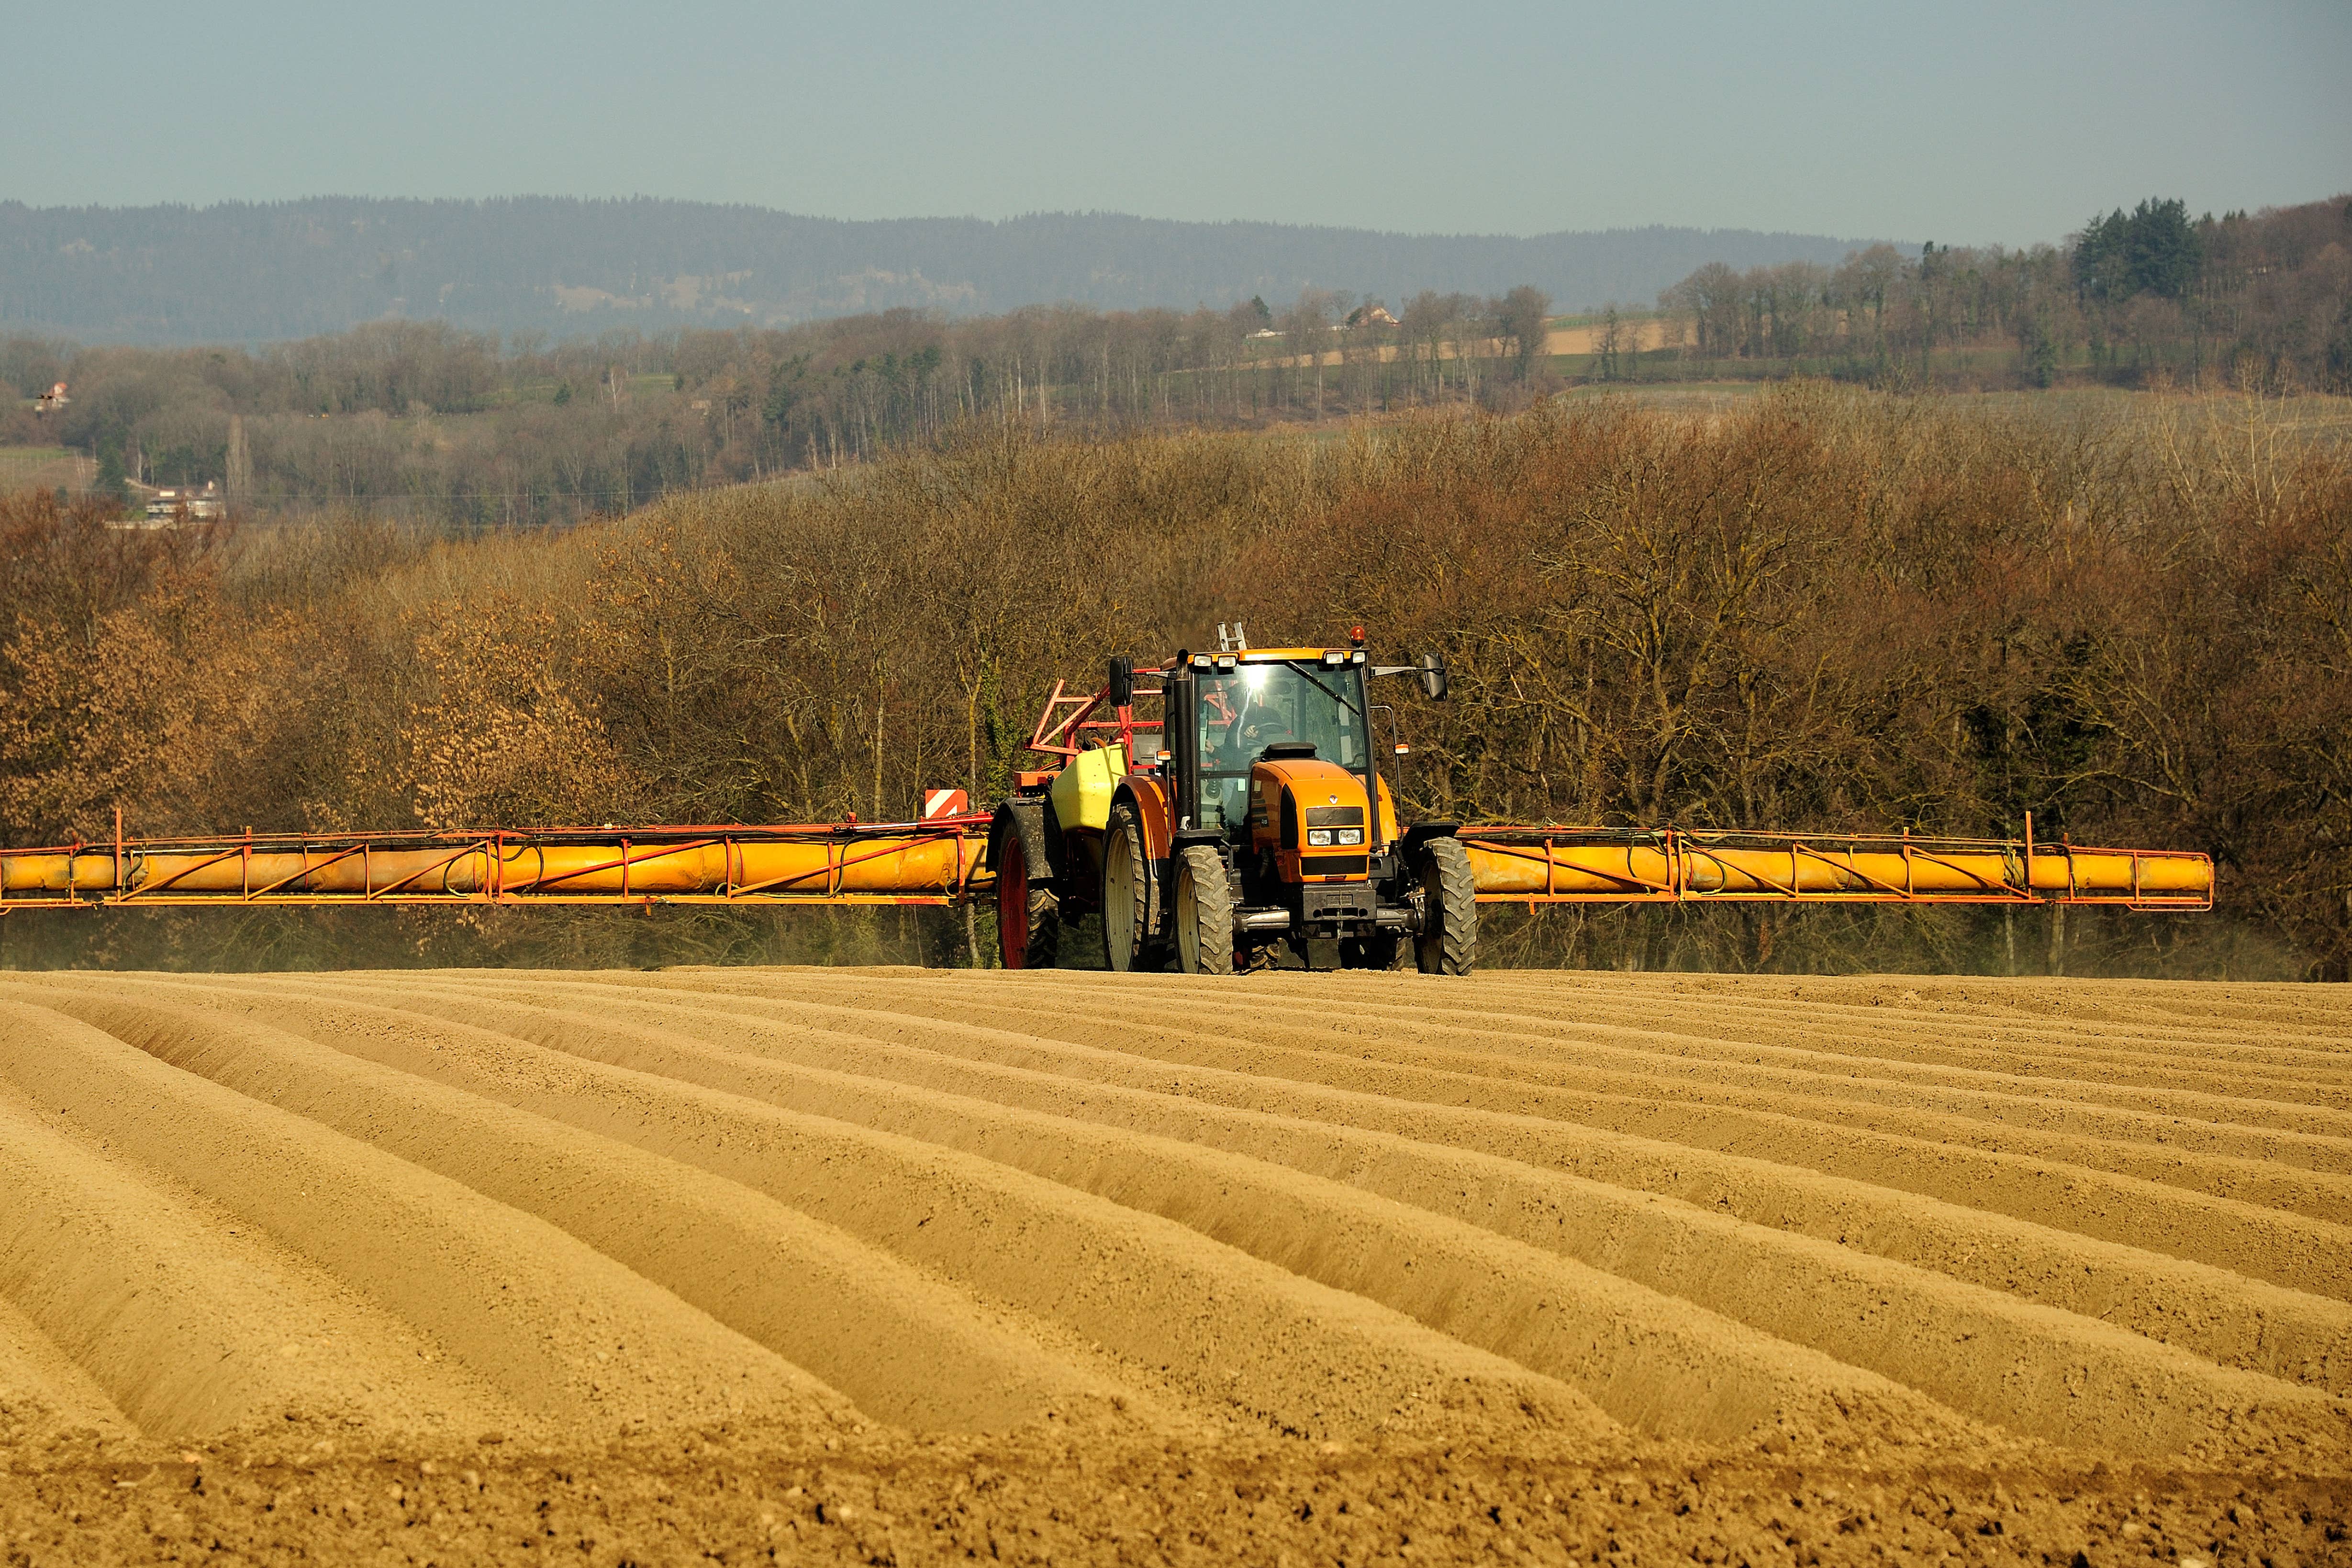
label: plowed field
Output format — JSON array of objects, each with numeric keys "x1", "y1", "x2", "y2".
[{"x1": 0, "y1": 967, "x2": 2346, "y2": 1564}]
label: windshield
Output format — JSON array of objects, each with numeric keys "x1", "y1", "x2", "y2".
[{"x1": 1194, "y1": 662, "x2": 1367, "y2": 833}]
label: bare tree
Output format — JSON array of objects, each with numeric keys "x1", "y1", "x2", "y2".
[
  {"x1": 1661, "y1": 263, "x2": 1744, "y2": 358},
  {"x1": 1279, "y1": 290, "x2": 1338, "y2": 418},
  {"x1": 1498, "y1": 286, "x2": 1552, "y2": 381},
  {"x1": 1594, "y1": 307, "x2": 1625, "y2": 382}
]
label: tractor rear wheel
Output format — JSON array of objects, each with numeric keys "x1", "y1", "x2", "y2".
[
  {"x1": 1413, "y1": 835, "x2": 1478, "y2": 975},
  {"x1": 1173, "y1": 845, "x2": 1235, "y2": 975},
  {"x1": 994, "y1": 828, "x2": 1059, "y2": 970},
  {"x1": 1101, "y1": 802, "x2": 1159, "y2": 971}
]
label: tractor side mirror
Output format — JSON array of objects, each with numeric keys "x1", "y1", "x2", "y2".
[
  {"x1": 1418, "y1": 652, "x2": 1449, "y2": 702},
  {"x1": 1108, "y1": 655, "x2": 1136, "y2": 709}
]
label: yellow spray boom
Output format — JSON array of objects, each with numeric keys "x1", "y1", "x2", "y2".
[
  {"x1": 1458, "y1": 818, "x2": 2210, "y2": 910},
  {"x1": 0, "y1": 816, "x2": 989, "y2": 910},
  {"x1": 0, "y1": 813, "x2": 2206, "y2": 913}
]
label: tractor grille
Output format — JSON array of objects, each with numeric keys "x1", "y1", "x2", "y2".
[{"x1": 1304, "y1": 856, "x2": 1369, "y2": 878}]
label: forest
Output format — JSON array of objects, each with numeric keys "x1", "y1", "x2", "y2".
[
  {"x1": 0, "y1": 287, "x2": 1558, "y2": 526},
  {"x1": 1656, "y1": 195, "x2": 2352, "y2": 391},
  {"x1": 2, "y1": 384, "x2": 2345, "y2": 980},
  {"x1": 5, "y1": 195, "x2": 2344, "y2": 529}
]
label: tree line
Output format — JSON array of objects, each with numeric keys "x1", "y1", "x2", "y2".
[
  {"x1": 2, "y1": 287, "x2": 1559, "y2": 527},
  {"x1": 2, "y1": 386, "x2": 2344, "y2": 979},
  {"x1": 1654, "y1": 194, "x2": 2352, "y2": 391}
]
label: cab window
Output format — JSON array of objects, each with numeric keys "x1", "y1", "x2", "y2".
[{"x1": 1194, "y1": 663, "x2": 1364, "y2": 831}]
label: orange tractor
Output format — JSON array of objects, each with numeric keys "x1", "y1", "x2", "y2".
[
  {"x1": 991, "y1": 629, "x2": 1473, "y2": 975},
  {"x1": 0, "y1": 625, "x2": 2215, "y2": 973}
]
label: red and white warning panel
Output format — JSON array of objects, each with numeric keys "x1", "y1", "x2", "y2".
[{"x1": 921, "y1": 789, "x2": 970, "y2": 820}]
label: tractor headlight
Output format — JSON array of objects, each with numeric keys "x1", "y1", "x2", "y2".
[
  {"x1": 1336, "y1": 828, "x2": 1364, "y2": 845},
  {"x1": 1306, "y1": 829, "x2": 1333, "y2": 846}
]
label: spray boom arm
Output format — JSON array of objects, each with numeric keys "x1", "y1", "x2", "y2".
[
  {"x1": 1457, "y1": 817, "x2": 2209, "y2": 911},
  {"x1": 0, "y1": 816, "x2": 991, "y2": 911}
]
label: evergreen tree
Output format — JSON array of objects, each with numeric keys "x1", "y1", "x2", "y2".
[
  {"x1": 93, "y1": 434, "x2": 131, "y2": 514},
  {"x1": 2074, "y1": 198, "x2": 2201, "y2": 301}
]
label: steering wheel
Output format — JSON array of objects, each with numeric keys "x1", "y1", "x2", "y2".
[{"x1": 1241, "y1": 717, "x2": 1297, "y2": 756}]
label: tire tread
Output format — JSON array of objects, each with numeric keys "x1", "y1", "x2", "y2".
[
  {"x1": 1415, "y1": 836, "x2": 1479, "y2": 976},
  {"x1": 1177, "y1": 845, "x2": 1235, "y2": 975},
  {"x1": 1102, "y1": 803, "x2": 1157, "y2": 971}
]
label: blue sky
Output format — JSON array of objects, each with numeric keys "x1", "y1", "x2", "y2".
[{"x1": 6, "y1": 0, "x2": 2344, "y2": 245}]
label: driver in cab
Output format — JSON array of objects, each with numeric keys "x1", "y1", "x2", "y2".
[
  {"x1": 1198, "y1": 678, "x2": 1305, "y2": 768},
  {"x1": 1234, "y1": 693, "x2": 1302, "y2": 761}
]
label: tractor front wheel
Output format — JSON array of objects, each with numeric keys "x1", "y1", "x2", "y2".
[
  {"x1": 1412, "y1": 835, "x2": 1479, "y2": 975},
  {"x1": 1173, "y1": 845, "x2": 1235, "y2": 975}
]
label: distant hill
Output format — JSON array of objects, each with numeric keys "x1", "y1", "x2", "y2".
[{"x1": 0, "y1": 198, "x2": 1894, "y2": 346}]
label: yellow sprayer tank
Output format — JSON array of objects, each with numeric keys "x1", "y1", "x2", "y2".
[{"x1": 1048, "y1": 744, "x2": 1126, "y2": 833}]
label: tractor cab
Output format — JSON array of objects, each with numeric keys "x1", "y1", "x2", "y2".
[{"x1": 1171, "y1": 647, "x2": 1384, "y2": 846}]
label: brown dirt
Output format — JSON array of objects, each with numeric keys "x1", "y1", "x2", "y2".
[{"x1": 0, "y1": 967, "x2": 2346, "y2": 1564}]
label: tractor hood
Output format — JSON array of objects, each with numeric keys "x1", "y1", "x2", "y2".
[{"x1": 1248, "y1": 757, "x2": 1373, "y2": 880}]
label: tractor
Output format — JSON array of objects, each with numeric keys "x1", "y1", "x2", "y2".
[{"x1": 988, "y1": 627, "x2": 1477, "y2": 975}]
